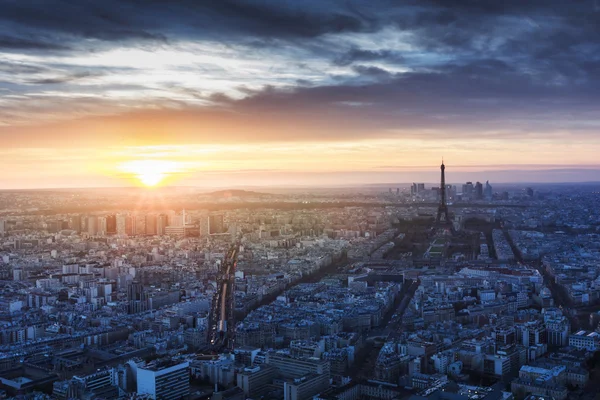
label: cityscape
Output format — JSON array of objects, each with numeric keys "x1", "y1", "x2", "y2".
[
  {"x1": 1, "y1": 164, "x2": 600, "y2": 400},
  {"x1": 2, "y1": 1, "x2": 600, "y2": 400}
]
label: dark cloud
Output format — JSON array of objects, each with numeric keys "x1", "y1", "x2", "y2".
[
  {"x1": 26, "y1": 71, "x2": 103, "y2": 85},
  {"x1": 0, "y1": 35, "x2": 71, "y2": 51},
  {"x1": 1, "y1": 0, "x2": 600, "y2": 142},
  {"x1": 351, "y1": 65, "x2": 393, "y2": 78},
  {"x1": 213, "y1": 54, "x2": 600, "y2": 141},
  {"x1": 334, "y1": 48, "x2": 404, "y2": 66},
  {"x1": 0, "y1": 61, "x2": 46, "y2": 75}
]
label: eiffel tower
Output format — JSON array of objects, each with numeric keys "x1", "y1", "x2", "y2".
[{"x1": 435, "y1": 160, "x2": 452, "y2": 227}]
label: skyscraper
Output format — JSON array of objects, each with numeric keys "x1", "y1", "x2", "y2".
[
  {"x1": 208, "y1": 214, "x2": 225, "y2": 234},
  {"x1": 106, "y1": 214, "x2": 117, "y2": 234},
  {"x1": 135, "y1": 214, "x2": 146, "y2": 235},
  {"x1": 475, "y1": 182, "x2": 483, "y2": 200},
  {"x1": 157, "y1": 214, "x2": 168, "y2": 236},
  {"x1": 87, "y1": 216, "x2": 98, "y2": 236},
  {"x1": 484, "y1": 181, "x2": 493, "y2": 199},
  {"x1": 97, "y1": 216, "x2": 107, "y2": 235},
  {"x1": 146, "y1": 214, "x2": 157, "y2": 236},
  {"x1": 116, "y1": 214, "x2": 127, "y2": 235},
  {"x1": 462, "y1": 182, "x2": 474, "y2": 197},
  {"x1": 69, "y1": 215, "x2": 82, "y2": 233}
]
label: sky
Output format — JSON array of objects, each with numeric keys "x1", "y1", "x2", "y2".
[{"x1": 1, "y1": 0, "x2": 600, "y2": 188}]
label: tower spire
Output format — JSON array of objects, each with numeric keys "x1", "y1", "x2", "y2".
[{"x1": 435, "y1": 161, "x2": 451, "y2": 227}]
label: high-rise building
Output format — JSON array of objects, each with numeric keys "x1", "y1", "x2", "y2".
[
  {"x1": 87, "y1": 216, "x2": 98, "y2": 236},
  {"x1": 106, "y1": 214, "x2": 117, "y2": 234},
  {"x1": 97, "y1": 216, "x2": 107, "y2": 236},
  {"x1": 137, "y1": 360, "x2": 190, "y2": 400},
  {"x1": 462, "y1": 182, "x2": 474, "y2": 197},
  {"x1": 208, "y1": 214, "x2": 225, "y2": 235},
  {"x1": 157, "y1": 214, "x2": 168, "y2": 236},
  {"x1": 475, "y1": 182, "x2": 483, "y2": 200},
  {"x1": 484, "y1": 180, "x2": 493, "y2": 199},
  {"x1": 168, "y1": 212, "x2": 183, "y2": 227},
  {"x1": 116, "y1": 214, "x2": 127, "y2": 235},
  {"x1": 125, "y1": 215, "x2": 134, "y2": 236},
  {"x1": 135, "y1": 215, "x2": 146, "y2": 236},
  {"x1": 69, "y1": 215, "x2": 82, "y2": 233},
  {"x1": 146, "y1": 214, "x2": 157, "y2": 236},
  {"x1": 127, "y1": 281, "x2": 147, "y2": 314}
]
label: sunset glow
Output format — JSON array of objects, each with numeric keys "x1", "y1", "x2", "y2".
[
  {"x1": 118, "y1": 159, "x2": 184, "y2": 188},
  {"x1": 1, "y1": 1, "x2": 599, "y2": 189}
]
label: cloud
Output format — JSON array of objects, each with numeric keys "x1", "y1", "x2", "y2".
[
  {"x1": 0, "y1": 35, "x2": 71, "y2": 51},
  {"x1": 0, "y1": 0, "x2": 599, "y2": 147}
]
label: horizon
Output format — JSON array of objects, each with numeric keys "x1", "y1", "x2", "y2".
[{"x1": 3, "y1": 166, "x2": 600, "y2": 190}]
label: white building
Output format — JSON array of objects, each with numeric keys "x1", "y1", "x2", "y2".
[
  {"x1": 569, "y1": 330, "x2": 599, "y2": 351},
  {"x1": 137, "y1": 360, "x2": 189, "y2": 400}
]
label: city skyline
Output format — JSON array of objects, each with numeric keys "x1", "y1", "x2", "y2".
[{"x1": 2, "y1": 1, "x2": 600, "y2": 188}]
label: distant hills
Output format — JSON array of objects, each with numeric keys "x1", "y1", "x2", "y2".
[{"x1": 204, "y1": 189, "x2": 273, "y2": 198}]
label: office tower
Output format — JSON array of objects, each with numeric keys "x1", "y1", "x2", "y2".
[
  {"x1": 69, "y1": 215, "x2": 82, "y2": 233},
  {"x1": 168, "y1": 212, "x2": 183, "y2": 227},
  {"x1": 475, "y1": 181, "x2": 483, "y2": 200},
  {"x1": 97, "y1": 216, "x2": 107, "y2": 236},
  {"x1": 47, "y1": 220, "x2": 62, "y2": 233},
  {"x1": 135, "y1": 214, "x2": 146, "y2": 235},
  {"x1": 208, "y1": 214, "x2": 225, "y2": 234},
  {"x1": 116, "y1": 214, "x2": 127, "y2": 235},
  {"x1": 411, "y1": 183, "x2": 417, "y2": 195},
  {"x1": 137, "y1": 360, "x2": 190, "y2": 400},
  {"x1": 484, "y1": 180, "x2": 493, "y2": 199},
  {"x1": 124, "y1": 215, "x2": 135, "y2": 235},
  {"x1": 526, "y1": 187, "x2": 534, "y2": 197},
  {"x1": 396, "y1": 188, "x2": 400, "y2": 195},
  {"x1": 87, "y1": 216, "x2": 98, "y2": 236},
  {"x1": 106, "y1": 214, "x2": 117, "y2": 234},
  {"x1": 388, "y1": 188, "x2": 392, "y2": 194},
  {"x1": 462, "y1": 182, "x2": 474, "y2": 196},
  {"x1": 127, "y1": 281, "x2": 147, "y2": 314},
  {"x1": 146, "y1": 214, "x2": 157, "y2": 236},
  {"x1": 157, "y1": 214, "x2": 168, "y2": 236},
  {"x1": 199, "y1": 215, "x2": 209, "y2": 236},
  {"x1": 417, "y1": 183, "x2": 425, "y2": 193}
]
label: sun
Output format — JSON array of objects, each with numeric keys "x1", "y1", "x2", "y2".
[
  {"x1": 118, "y1": 159, "x2": 181, "y2": 187},
  {"x1": 138, "y1": 171, "x2": 165, "y2": 187}
]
